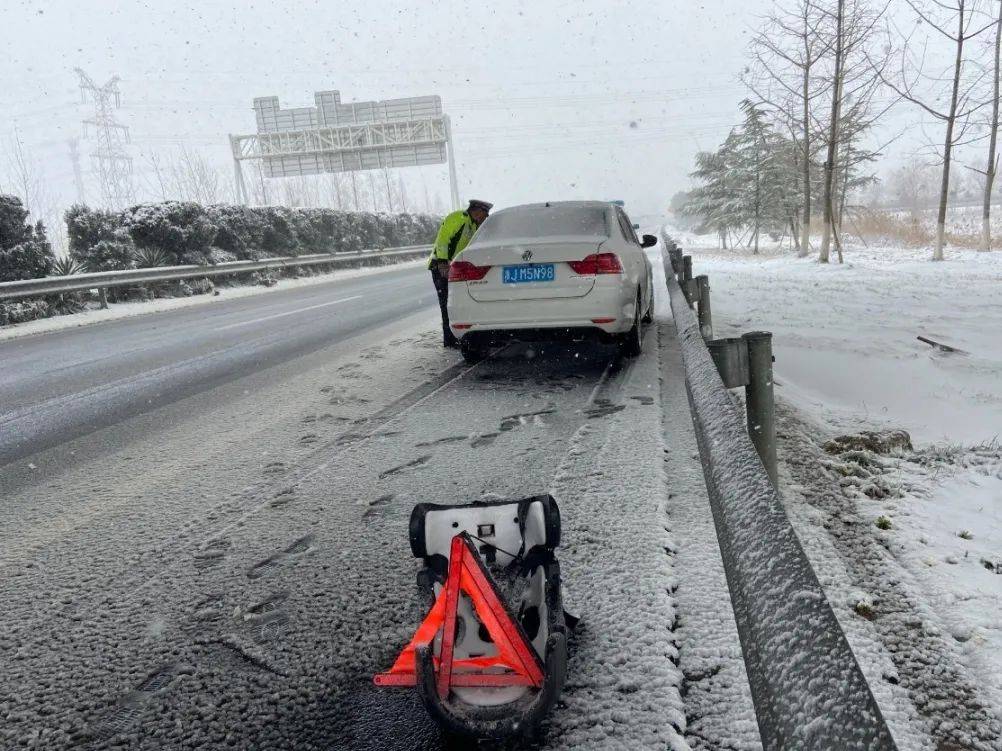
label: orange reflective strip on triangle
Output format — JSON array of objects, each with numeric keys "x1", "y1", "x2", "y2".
[
  {"x1": 374, "y1": 533, "x2": 544, "y2": 691},
  {"x1": 381, "y1": 587, "x2": 448, "y2": 675},
  {"x1": 457, "y1": 544, "x2": 544, "y2": 684}
]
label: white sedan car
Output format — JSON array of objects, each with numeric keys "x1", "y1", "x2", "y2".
[{"x1": 447, "y1": 200, "x2": 655, "y2": 363}]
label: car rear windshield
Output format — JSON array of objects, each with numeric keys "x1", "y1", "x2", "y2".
[{"x1": 475, "y1": 206, "x2": 609, "y2": 242}]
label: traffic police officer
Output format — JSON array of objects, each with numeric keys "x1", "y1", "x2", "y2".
[{"x1": 428, "y1": 198, "x2": 493, "y2": 347}]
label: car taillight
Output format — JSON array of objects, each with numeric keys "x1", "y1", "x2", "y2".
[
  {"x1": 567, "y1": 253, "x2": 623, "y2": 275},
  {"x1": 448, "y1": 260, "x2": 491, "y2": 282}
]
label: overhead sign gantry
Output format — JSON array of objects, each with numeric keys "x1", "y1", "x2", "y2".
[{"x1": 229, "y1": 89, "x2": 460, "y2": 209}]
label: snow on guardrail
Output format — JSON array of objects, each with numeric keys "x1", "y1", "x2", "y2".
[
  {"x1": 0, "y1": 245, "x2": 431, "y2": 301},
  {"x1": 661, "y1": 232, "x2": 897, "y2": 750}
]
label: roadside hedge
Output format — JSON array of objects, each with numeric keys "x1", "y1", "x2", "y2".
[
  {"x1": 0, "y1": 194, "x2": 55, "y2": 282},
  {"x1": 65, "y1": 201, "x2": 439, "y2": 268},
  {"x1": 2, "y1": 201, "x2": 439, "y2": 327}
]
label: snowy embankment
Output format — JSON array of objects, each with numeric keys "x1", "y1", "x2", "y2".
[
  {"x1": 0, "y1": 258, "x2": 426, "y2": 343},
  {"x1": 671, "y1": 227, "x2": 1002, "y2": 749}
]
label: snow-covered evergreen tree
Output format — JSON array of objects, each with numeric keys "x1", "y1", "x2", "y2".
[{"x1": 683, "y1": 102, "x2": 799, "y2": 251}]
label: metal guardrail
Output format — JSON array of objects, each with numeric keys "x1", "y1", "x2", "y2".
[
  {"x1": 660, "y1": 233, "x2": 897, "y2": 750},
  {"x1": 0, "y1": 245, "x2": 431, "y2": 302},
  {"x1": 664, "y1": 233, "x2": 777, "y2": 485}
]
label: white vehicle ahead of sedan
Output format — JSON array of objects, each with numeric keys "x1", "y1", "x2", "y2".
[{"x1": 447, "y1": 200, "x2": 656, "y2": 363}]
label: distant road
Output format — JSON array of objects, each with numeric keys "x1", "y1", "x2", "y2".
[{"x1": 0, "y1": 264, "x2": 433, "y2": 466}]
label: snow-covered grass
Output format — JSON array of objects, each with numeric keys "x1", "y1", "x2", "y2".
[
  {"x1": 668, "y1": 226, "x2": 1002, "y2": 746},
  {"x1": 849, "y1": 205, "x2": 1001, "y2": 249},
  {"x1": 0, "y1": 258, "x2": 425, "y2": 343},
  {"x1": 672, "y1": 231, "x2": 1002, "y2": 446}
]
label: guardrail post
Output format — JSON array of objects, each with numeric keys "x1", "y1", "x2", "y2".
[
  {"x1": 695, "y1": 275, "x2": 712, "y2": 339},
  {"x1": 707, "y1": 337, "x2": 749, "y2": 389},
  {"x1": 743, "y1": 331, "x2": 777, "y2": 487},
  {"x1": 98, "y1": 287, "x2": 109, "y2": 310},
  {"x1": 681, "y1": 256, "x2": 693, "y2": 304}
]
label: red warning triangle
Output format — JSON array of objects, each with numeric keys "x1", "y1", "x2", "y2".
[{"x1": 374, "y1": 533, "x2": 544, "y2": 697}]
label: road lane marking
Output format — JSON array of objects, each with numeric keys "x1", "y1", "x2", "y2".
[{"x1": 213, "y1": 296, "x2": 363, "y2": 331}]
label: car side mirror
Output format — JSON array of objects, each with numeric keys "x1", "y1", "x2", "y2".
[{"x1": 641, "y1": 234, "x2": 657, "y2": 248}]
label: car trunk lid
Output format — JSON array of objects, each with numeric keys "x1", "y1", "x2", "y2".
[{"x1": 460, "y1": 236, "x2": 605, "y2": 301}]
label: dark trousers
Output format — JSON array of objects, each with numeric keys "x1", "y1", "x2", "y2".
[{"x1": 430, "y1": 267, "x2": 457, "y2": 345}]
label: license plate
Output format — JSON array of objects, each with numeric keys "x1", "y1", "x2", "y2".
[{"x1": 502, "y1": 264, "x2": 555, "y2": 284}]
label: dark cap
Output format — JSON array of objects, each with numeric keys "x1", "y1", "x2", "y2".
[{"x1": 467, "y1": 199, "x2": 493, "y2": 212}]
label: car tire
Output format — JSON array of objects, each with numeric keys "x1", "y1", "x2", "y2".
[
  {"x1": 620, "y1": 295, "x2": 643, "y2": 357},
  {"x1": 642, "y1": 277, "x2": 654, "y2": 323},
  {"x1": 459, "y1": 338, "x2": 486, "y2": 364}
]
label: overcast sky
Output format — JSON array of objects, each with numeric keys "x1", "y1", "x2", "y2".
[{"x1": 2, "y1": 0, "x2": 990, "y2": 226}]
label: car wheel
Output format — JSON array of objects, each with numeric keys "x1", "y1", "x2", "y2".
[
  {"x1": 620, "y1": 295, "x2": 643, "y2": 357},
  {"x1": 459, "y1": 338, "x2": 486, "y2": 364}
]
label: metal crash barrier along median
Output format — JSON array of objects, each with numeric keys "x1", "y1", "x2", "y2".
[
  {"x1": 0, "y1": 245, "x2": 432, "y2": 303},
  {"x1": 661, "y1": 232, "x2": 897, "y2": 750}
]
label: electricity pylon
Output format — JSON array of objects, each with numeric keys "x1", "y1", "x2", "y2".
[{"x1": 75, "y1": 68, "x2": 133, "y2": 208}]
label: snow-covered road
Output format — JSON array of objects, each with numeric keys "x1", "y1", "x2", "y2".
[
  {"x1": 0, "y1": 263, "x2": 432, "y2": 466},
  {"x1": 0, "y1": 261, "x2": 753, "y2": 750}
]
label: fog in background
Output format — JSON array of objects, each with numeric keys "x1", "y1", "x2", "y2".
[{"x1": 2, "y1": 0, "x2": 983, "y2": 236}]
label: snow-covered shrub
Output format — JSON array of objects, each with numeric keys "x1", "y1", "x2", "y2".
[
  {"x1": 123, "y1": 201, "x2": 218, "y2": 266},
  {"x1": 207, "y1": 204, "x2": 267, "y2": 259},
  {"x1": 259, "y1": 206, "x2": 297, "y2": 257},
  {"x1": 188, "y1": 277, "x2": 214, "y2": 295},
  {"x1": 66, "y1": 204, "x2": 137, "y2": 272},
  {"x1": 207, "y1": 247, "x2": 238, "y2": 264},
  {"x1": 0, "y1": 298, "x2": 50, "y2": 325},
  {"x1": 82, "y1": 238, "x2": 135, "y2": 272},
  {"x1": 64, "y1": 201, "x2": 440, "y2": 269},
  {"x1": 824, "y1": 430, "x2": 913, "y2": 455},
  {"x1": 0, "y1": 195, "x2": 55, "y2": 282}
]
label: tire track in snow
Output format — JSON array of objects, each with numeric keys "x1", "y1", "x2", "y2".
[{"x1": 95, "y1": 355, "x2": 485, "y2": 608}]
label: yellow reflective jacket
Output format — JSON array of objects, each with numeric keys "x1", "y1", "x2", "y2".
[{"x1": 427, "y1": 210, "x2": 478, "y2": 268}]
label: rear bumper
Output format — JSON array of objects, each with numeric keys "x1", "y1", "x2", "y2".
[
  {"x1": 448, "y1": 279, "x2": 636, "y2": 340},
  {"x1": 456, "y1": 326, "x2": 623, "y2": 347}
]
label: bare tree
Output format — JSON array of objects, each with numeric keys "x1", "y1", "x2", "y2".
[
  {"x1": 881, "y1": 0, "x2": 995, "y2": 260},
  {"x1": 349, "y1": 172, "x2": 361, "y2": 211},
  {"x1": 142, "y1": 151, "x2": 170, "y2": 201},
  {"x1": 746, "y1": 0, "x2": 832, "y2": 256},
  {"x1": 815, "y1": 0, "x2": 888, "y2": 263},
  {"x1": 322, "y1": 172, "x2": 345, "y2": 209},
  {"x1": 888, "y1": 160, "x2": 939, "y2": 215},
  {"x1": 140, "y1": 147, "x2": 230, "y2": 204},
  {"x1": 829, "y1": 81, "x2": 897, "y2": 244},
  {"x1": 367, "y1": 171, "x2": 380, "y2": 212},
  {"x1": 4, "y1": 130, "x2": 52, "y2": 221},
  {"x1": 817, "y1": 0, "x2": 845, "y2": 263},
  {"x1": 979, "y1": 0, "x2": 1001, "y2": 250},
  {"x1": 174, "y1": 146, "x2": 227, "y2": 204},
  {"x1": 381, "y1": 168, "x2": 396, "y2": 212}
]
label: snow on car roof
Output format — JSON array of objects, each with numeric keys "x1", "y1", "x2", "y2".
[{"x1": 493, "y1": 200, "x2": 614, "y2": 213}]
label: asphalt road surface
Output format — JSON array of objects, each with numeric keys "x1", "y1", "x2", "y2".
[
  {"x1": 0, "y1": 262, "x2": 739, "y2": 750},
  {"x1": 0, "y1": 264, "x2": 432, "y2": 467}
]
